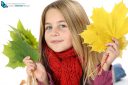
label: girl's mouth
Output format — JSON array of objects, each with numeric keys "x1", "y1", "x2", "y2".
[{"x1": 50, "y1": 40, "x2": 64, "y2": 44}]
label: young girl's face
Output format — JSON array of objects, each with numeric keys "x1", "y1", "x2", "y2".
[{"x1": 45, "y1": 8, "x2": 72, "y2": 52}]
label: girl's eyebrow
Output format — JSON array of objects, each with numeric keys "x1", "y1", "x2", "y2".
[
  {"x1": 45, "y1": 20, "x2": 66, "y2": 25},
  {"x1": 58, "y1": 20, "x2": 66, "y2": 23},
  {"x1": 45, "y1": 23, "x2": 51, "y2": 25}
]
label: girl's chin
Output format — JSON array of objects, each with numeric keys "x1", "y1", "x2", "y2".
[
  {"x1": 51, "y1": 47, "x2": 72, "y2": 52},
  {"x1": 48, "y1": 45, "x2": 72, "y2": 52},
  {"x1": 52, "y1": 48, "x2": 65, "y2": 52}
]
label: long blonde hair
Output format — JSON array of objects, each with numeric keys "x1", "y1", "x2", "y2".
[{"x1": 39, "y1": 0, "x2": 102, "y2": 84}]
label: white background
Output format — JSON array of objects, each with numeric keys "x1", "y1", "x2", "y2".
[{"x1": 0, "y1": 0, "x2": 128, "y2": 85}]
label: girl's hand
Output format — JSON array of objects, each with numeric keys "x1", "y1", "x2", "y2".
[
  {"x1": 23, "y1": 56, "x2": 48, "y2": 84},
  {"x1": 101, "y1": 38, "x2": 120, "y2": 71},
  {"x1": 23, "y1": 56, "x2": 36, "y2": 77}
]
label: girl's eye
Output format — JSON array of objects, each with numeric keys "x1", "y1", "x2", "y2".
[
  {"x1": 59, "y1": 24, "x2": 67, "y2": 28},
  {"x1": 45, "y1": 26, "x2": 52, "y2": 30}
]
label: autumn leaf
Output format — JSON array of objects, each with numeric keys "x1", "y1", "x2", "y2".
[
  {"x1": 80, "y1": 1, "x2": 128, "y2": 54},
  {"x1": 3, "y1": 20, "x2": 39, "y2": 69}
]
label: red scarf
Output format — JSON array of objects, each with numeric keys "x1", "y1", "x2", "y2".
[{"x1": 45, "y1": 46, "x2": 82, "y2": 85}]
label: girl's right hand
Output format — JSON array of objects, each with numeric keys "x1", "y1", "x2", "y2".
[
  {"x1": 23, "y1": 56, "x2": 48, "y2": 84},
  {"x1": 23, "y1": 56, "x2": 37, "y2": 77}
]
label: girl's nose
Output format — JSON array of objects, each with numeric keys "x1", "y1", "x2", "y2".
[{"x1": 51, "y1": 27, "x2": 60, "y2": 36}]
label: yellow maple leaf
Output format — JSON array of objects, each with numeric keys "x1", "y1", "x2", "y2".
[{"x1": 80, "y1": 1, "x2": 128, "y2": 55}]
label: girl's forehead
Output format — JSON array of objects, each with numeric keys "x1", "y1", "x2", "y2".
[{"x1": 45, "y1": 9, "x2": 65, "y2": 23}]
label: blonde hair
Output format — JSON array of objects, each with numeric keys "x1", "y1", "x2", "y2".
[{"x1": 39, "y1": 0, "x2": 102, "y2": 84}]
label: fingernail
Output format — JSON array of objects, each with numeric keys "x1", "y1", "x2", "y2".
[{"x1": 27, "y1": 56, "x2": 30, "y2": 59}]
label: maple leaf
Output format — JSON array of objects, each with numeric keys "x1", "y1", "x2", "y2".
[
  {"x1": 80, "y1": 1, "x2": 128, "y2": 55},
  {"x1": 16, "y1": 20, "x2": 38, "y2": 49},
  {"x1": 3, "y1": 20, "x2": 39, "y2": 68}
]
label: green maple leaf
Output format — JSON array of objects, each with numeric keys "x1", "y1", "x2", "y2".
[
  {"x1": 3, "y1": 20, "x2": 39, "y2": 69},
  {"x1": 16, "y1": 20, "x2": 38, "y2": 49}
]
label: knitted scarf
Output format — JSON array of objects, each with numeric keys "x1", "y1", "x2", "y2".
[{"x1": 45, "y1": 46, "x2": 82, "y2": 85}]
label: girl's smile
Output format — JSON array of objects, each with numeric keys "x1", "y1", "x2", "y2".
[{"x1": 50, "y1": 40, "x2": 64, "y2": 44}]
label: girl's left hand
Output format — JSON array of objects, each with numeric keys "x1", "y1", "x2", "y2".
[{"x1": 101, "y1": 38, "x2": 120, "y2": 71}]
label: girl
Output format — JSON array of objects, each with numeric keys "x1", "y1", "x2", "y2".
[{"x1": 23, "y1": 0, "x2": 119, "y2": 85}]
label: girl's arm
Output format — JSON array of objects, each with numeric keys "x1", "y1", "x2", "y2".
[
  {"x1": 93, "y1": 38, "x2": 119, "y2": 85},
  {"x1": 93, "y1": 65, "x2": 113, "y2": 85}
]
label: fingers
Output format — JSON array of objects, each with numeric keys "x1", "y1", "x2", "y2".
[
  {"x1": 23, "y1": 56, "x2": 30, "y2": 64},
  {"x1": 112, "y1": 38, "x2": 119, "y2": 47},
  {"x1": 106, "y1": 38, "x2": 119, "y2": 51},
  {"x1": 106, "y1": 46, "x2": 116, "y2": 54},
  {"x1": 26, "y1": 62, "x2": 37, "y2": 76},
  {"x1": 106, "y1": 43, "x2": 118, "y2": 52},
  {"x1": 101, "y1": 38, "x2": 120, "y2": 71},
  {"x1": 105, "y1": 38, "x2": 120, "y2": 57},
  {"x1": 23, "y1": 56, "x2": 34, "y2": 65},
  {"x1": 23, "y1": 56, "x2": 37, "y2": 76}
]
